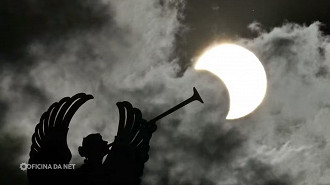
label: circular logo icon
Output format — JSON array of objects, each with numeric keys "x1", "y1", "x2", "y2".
[{"x1": 20, "y1": 163, "x2": 28, "y2": 171}]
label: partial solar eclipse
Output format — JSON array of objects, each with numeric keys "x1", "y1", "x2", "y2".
[{"x1": 195, "y1": 44, "x2": 267, "y2": 120}]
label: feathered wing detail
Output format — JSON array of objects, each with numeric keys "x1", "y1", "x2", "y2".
[
  {"x1": 27, "y1": 93, "x2": 93, "y2": 185},
  {"x1": 103, "y1": 101, "x2": 157, "y2": 185}
]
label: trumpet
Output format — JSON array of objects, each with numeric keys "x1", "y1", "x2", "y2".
[{"x1": 149, "y1": 87, "x2": 204, "y2": 123}]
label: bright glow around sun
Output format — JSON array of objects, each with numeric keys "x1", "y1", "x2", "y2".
[{"x1": 195, "y1": 44, "x2": 267, "y2": 120}]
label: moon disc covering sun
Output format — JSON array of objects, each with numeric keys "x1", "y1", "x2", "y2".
[{"x1": 195, "y1": 44, "x2": 267, "y2": 120}]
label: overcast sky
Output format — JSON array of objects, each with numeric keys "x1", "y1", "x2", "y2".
[{"x1": 1, "y1": 0, "x2": 330, "y2": 185}]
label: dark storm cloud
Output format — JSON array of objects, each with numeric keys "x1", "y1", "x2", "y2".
[
  {"x1": 235, "y1": 159, "x2": 292, "y2": 185},
  {"x1": 0, "y1": 75, "x2": 61, "y2": 184},
  {"x1": 0, "y1": 100, "x2": 9, "y2": 128},
  {"x1": 0, "y1": 0, "x2": 109, "y2": 66},
  {"x1": 0, "y1": 133, "x2": 27, "y2": 185}
]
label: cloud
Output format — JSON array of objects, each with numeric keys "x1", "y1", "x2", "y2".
[
  {"x1": 0, "y1": 133, "x2": 27, "y2": 185},
  {"x1": 234, "y1": 22, "x2": 330, "y2": 184},
  {"x1": 234, "y1": 159, "x2": 293, "y2": 185},
  {"x1": 0, "y1": 0, "x2": 188, "y2": 184},
  {"x1": 142, "y1": 21, "x2": 330, "y2": 185},
  {"x1": 0, "y1": 0, "x2": 110, "y2": 184},
  {"x1": 2, "y1": 1, "x2": 330, "y2": 185},
  {"x1": 173, "y1": 0, "x2": 330, "y2": 73}
]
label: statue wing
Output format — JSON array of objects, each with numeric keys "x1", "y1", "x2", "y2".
[
  {"x1": 27, "y1": 93, "x2": 93, "y2": 185},
  {"x1": 103, "y1": 101, "x2": 156, "y2": 185}
]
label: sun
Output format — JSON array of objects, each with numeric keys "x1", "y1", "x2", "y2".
[{"x1": 195, "y1": 44, "x2": 267, "y2": 120}]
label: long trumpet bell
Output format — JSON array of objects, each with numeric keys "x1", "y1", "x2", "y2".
[{"x1": 149, "y1": 87, "x2": 204, "y2": 123}]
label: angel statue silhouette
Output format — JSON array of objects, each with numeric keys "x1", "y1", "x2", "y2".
[{"x1": 27, "y1": 88, "x2": 203, "y2": 185}]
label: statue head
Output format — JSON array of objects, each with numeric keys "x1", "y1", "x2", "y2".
[{"x1": 78, "y1": 133, "x2": 109, "y2": 163}]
